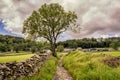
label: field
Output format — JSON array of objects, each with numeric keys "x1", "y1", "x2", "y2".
[
  {"x1": 0, "y1": 51, "x2": 120, "y2": 80},
  {"x1": 62, "y1": 51, "x2": 120, "y2": 80},
  {"x1": 0, "y1": 52, "x2": 34, "y2": 63},
  {"x1": 91, "y1": 51, "x2": 120, "y2": 56}
]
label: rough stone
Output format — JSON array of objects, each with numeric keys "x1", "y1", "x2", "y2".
[
  {"x1": 103, "y1": 56, "x2": 120, "y2": 68},
  {"x1": 0, "y1": 54, "x2": 50, "y2": 80}
]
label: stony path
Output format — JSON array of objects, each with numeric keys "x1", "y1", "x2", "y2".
[{"x1": 53, "y1": 57, "x2": 73, "y2": 80}]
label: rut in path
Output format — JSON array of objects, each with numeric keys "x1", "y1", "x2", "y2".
[{"x1": 53, "y1": 57, "x2": 73, "y2": 80}]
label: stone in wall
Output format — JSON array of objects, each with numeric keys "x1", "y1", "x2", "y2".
[{"x1": 0, "y1": 54, "x2": 50, "y2": 80}]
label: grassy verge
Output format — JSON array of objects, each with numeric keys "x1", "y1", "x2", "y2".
[
  {"x1": 22, "y1": 57, "x2": 57, "y2": 80},
  {"x1": 0, "y1": 53, "x2": 34, "y2": 63},
  {"x1": 62, "y1": 51, "x2": 120, "y2": 80}
]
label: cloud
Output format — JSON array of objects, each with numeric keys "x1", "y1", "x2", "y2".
[
  {"x1": 50, "y1": 0, "x2": 120, "y2": 38},
  {"x1": 0, "y1": 0, "x2": 50, "y2": 34},
  {"x1": 0, "y1": 0, "x2": 120, "y2": 39}
]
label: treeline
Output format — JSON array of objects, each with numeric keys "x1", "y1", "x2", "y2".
[
  {"x1": 58, "y1": 37, "x2": 120, "y2": 49},
  {"x1": 1, "y1": 34, "x2": 120, "y2": 53},
  {"x1": 0, "y1": 35, "x2": 49, "y2": 53}
]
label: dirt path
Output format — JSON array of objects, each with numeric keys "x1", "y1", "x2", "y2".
[{"x1": 53, "y1": 57, "x2": 73, "y2": 80}]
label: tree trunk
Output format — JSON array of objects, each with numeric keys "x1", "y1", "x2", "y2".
[{"x1": 50, "y1": 42, "x2": 57, "y2": 57}]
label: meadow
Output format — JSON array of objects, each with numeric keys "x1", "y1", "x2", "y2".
[
  {"x1": 0, "y1": 52, "x2": 34, "y2": 63},
  {"x1": 0, "y1": 51, "x2": 120, "y2": 80},
  {"x1": 91, "y1": 51, "x2": 120, "y2": 56},
  {"x1": 62, "y1": 51, "x2": 120, "y2": 80}
]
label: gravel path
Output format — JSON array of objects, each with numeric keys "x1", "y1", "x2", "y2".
[{"x1": 53, "y1": 57, "x2": 73, "y2": 80}]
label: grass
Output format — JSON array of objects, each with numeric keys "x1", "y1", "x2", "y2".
[
  {"x1": 103, "y1": 51, "x2": 120, "y2": 56},
  {"x1": 22, "y1": 57, "x2": 57, "y2": 80},
  {"x1": 62, "y1": 51, "x2": 120, "y2": 80},
  {"x1": 91, "y1": 51, "x2": 120, "y2": 56},
  {"x1": 0, "y1": 52, "x2": 32, "y2": 56},
  {"x1": 0, "y1": 53, "x2": 34, "y2": 63}
]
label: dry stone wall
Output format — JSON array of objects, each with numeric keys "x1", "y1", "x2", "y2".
[{"x1": 0, "y1": 54, "x2": 50, "y2": 80}]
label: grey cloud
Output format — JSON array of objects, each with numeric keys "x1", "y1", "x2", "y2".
[
  {"x1": 0, "y1": 0, "x2": 50, "y2": 34},
  {"x1": 66, "y1": 0, "x2": 120, "y2": 38},
  {"x1": 0, "y1": 0, "x2": 120, "y2": 39}
]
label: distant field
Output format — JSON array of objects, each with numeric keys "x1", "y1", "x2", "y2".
[
  {"x1": 0, "y1": 52, "x2": 34, "y2": 63},
  {"x1": 91, "y1": 51, "x2": 120, "y2": 56}
]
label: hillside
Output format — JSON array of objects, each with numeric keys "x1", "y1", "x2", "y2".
[{"x1": 0, "y1": 34, "x2": 48, "y2": 53}]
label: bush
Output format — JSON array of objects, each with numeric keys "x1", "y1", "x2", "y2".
[
  {"x1": 110, "y1": 41, "x2": 119, "y2": 50},
  {"x1": 31, "y1": 46, "x2": 36, "y2": 53}
]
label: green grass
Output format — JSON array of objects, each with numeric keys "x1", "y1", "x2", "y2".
[
  {"x1": 0, "y1": 52, "x2": 32, "y2": 56},
  {"x1": 91, "y1": 51, "x2": 120, "y2": 56},
  {"x1": 22, "y1": 57, "x2": 57, "y2": 80},
  {"x1": 103, "y1": 51, "x2": 120, "y2": 56},
  {"x1": 62, "y1": 51, "x2": 120, "y2": 80},
  {"x1": 0, "y1": 53, "x2": 34, "y2": 63}
]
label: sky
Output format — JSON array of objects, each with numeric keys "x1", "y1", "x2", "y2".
[
  {"x1": 0, "y1": 21, "x2": 14, "y2": 35},
  {"x1": 0, "y1": 0, "x2": 120, "y2": 39}
]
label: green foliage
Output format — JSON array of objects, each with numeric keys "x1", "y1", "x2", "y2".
[
  {"x1": 31, "y1": 46, "x2": 36, "y2": 53},
  {"x1": 110, "y1": 41, "x2": 119, "y2": 50},
  {"x1": 62, "y1": 51, "x2": 120, "y2": 80},
  {"x1": 58, "y1": 37, "x2": 120, "y2": 49},
  {"x1": 22, "y1": 57, "x2": 57, "y2": 80},
  {"x1": 0, "y1": 35, "x2": 48, "y2": 53},
  {"x1": 23, "y1": 3, "x2": 77, "y2": 39},
  {"x1": 0, "y1": 43, "x2": 8, "y2": 52},
  {"x1": 23, "y1": 3, "x2": 78, "y2": 57},
  {"x1": 57, "y1": 45, "x2": 64, "y2": 52}
]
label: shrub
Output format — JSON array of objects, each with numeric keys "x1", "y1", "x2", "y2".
[
  {"x1": 110, "y1": 41, "x2": 119, "y2": 50},
  {"x1": 57, "y1": 45, "x2": 64, "y2": 52}
]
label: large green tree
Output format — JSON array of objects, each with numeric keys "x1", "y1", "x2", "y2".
[{"x1": 23, "y1": 3, "x2": 78, "y2": 57}]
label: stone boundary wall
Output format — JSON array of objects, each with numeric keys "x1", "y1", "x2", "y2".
[{"x1": 0, "y1": 54, "x2": 50, "y2": 80}]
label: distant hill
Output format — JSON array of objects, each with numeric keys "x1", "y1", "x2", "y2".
[{"x1": 0, "y1": 34, "x2": 46, "y2": 53}]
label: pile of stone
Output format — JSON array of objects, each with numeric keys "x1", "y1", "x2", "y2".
[
  {"x1": 103, "y1": 56, "x2": 120, "y2": 68},
  {"x1": 0, "y1": 54, "x2": 50, "y2": 80}
]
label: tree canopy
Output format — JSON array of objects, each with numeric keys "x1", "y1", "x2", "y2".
[{"x1": 57, "y1": 37, "x2": 120, "y2": 49}]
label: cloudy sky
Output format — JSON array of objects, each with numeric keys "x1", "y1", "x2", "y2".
[{"x1": 0, "y1": 0, "x2": 120, "y2": 39}]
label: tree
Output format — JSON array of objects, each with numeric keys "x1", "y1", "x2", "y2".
[
  {"x1": 23, "y1": 3, "x2": 78, "y2": 57},
  {"x1": 57, "y1": 45, "x2": 64, "y2": 52},
  {"x1": 110, "y1": 41, "x2": 119, "y2": 50},
  {"x1": 31, "y1": 46, "x2": 36, "y2": 53},
  {"x1": 0, "y1": 43, "x2": 7, "y2": 52}
]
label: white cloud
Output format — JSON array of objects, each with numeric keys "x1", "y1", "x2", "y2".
[
  {"x1": 0, "y1": 0, "x2": 120, "y2": 39},
  {"x1": 0, "y1": 0, "x2": 50, "y2": 34}
]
